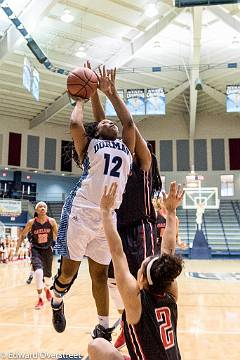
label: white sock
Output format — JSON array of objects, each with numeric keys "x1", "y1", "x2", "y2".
[
  {"x1": 98, "y1": 315, "x2": 109, "y2": 329},
  {"x1": 52, "y1": 295, "x2": 63, "y2": 306},
  {"x1": 38, "y1": 293, "x2": 43, "y2": 299}
]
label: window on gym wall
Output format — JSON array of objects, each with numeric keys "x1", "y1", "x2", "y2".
[{"x1": 221, "y1": 175, "x2": 234, "y2": 197}]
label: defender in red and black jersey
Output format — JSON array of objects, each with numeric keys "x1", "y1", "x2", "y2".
[
  {"x1": 122, "y1": 290, "x2": 181, "y2": 359},
  {"x1": 31, "y1": 216, "x2": 54, "y2": 249},
  {"x1": 88, "y1": 181, "x2": 184, "y2": 360},
  {"x1": 108, "y1": 140, "x2": 162, "y2": 280},
  {"x1": 17, "y1": 202, "x2": 58, "y2": 309},
  {"x1": 107, "y1": 133, "x2": 162, "y2": 349},
  {"x1": 114, "y1": 159, "x2": 159, "y2": 278}
]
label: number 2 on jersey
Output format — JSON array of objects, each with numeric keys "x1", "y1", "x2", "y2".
[
  {"x1": 155, "y1": 307, "x2": 175, "y2": 350},
  {"x1": 103, "y1": 153, "x2": 122, "y2": 178}
]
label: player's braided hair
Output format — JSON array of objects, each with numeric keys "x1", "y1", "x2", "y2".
[
  {"x1": 143, "y1": 254, "x2": 183, "y2": 294},
  {"x1": 71, "y1": 122, "x2": 99, "y2": 167}
]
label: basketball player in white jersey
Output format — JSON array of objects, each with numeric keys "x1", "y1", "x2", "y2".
[
  {"x1": 85, "y1": 60, "x2": 161, "y2": 349},
  {"x1": 51, "y1": 66, "x2": 135, "y2": 340}
]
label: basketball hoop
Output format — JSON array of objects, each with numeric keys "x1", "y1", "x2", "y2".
[{"x1": 183, "y1": 186, "x2": 219, "y2": 231}]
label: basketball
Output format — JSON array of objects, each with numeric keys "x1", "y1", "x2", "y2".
[{"x1": 67, "y1": 67, "x2": 98, "y2": 99}]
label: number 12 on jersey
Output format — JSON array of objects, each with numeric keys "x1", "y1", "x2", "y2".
[{"x1": 103, "y1": 153, "x2": 123, "y2": 178}]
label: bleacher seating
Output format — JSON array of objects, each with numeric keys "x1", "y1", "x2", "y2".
[
  {"x1": 31, "y1": 200, "x2": 240, "y2": 257},
  {"x1": 219, "y1": 200, "x2": 240, "y2": 256},
  {"x1": 46, "y1": 202, "x2": 63, "y2": 224},
  {"x1": 177, "y1": 200, "x2": 240, "y2": 257}
]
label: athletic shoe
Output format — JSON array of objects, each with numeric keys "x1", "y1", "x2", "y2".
[
  {"x1": 51, "y1": 299, "x2": 66, "y2": 333},
  {"x1": 35, "y1": 298, "x2": 44, "y2": 310},
  {"x1": 26, "y1": 274, "x2": 33, "y2": 284},
  {"x1": 45, "y1": 288, "x2": 52, "y2": 302},
  {"x1": 114, "y1": 324, "x2": 126, "y2": 350},
  {"x1": 91, "y1": 324, "x2": 112, "y2": 342}
]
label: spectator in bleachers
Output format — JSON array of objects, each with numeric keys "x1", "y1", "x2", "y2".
[{"x1": 0, "y1": 237, "x2": 8, "y2": 263}]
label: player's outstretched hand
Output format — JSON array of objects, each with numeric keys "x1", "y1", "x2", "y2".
[
  {"x1": 84, "y1": 61, "x2": 98, "y2": 97},
  {"x1": 100, "y1": 182, "x2": 118, "y2": 212},
  {"x1": 162, "y1": 182, "x2": 184, "y2": 213},
  {"x1": 97, "y1": 65, "x2": 117, "y2": 96},
  {"x1": 84, "y1": 60, "x2": 92, "y2": 70}
]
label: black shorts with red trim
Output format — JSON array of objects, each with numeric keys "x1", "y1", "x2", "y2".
[
  {"x1": 108, "y1": 220, "x2": 157, "y2": 279},
  {"x1": 31, "y1": 246, "x2": 53, "y2": 278}
]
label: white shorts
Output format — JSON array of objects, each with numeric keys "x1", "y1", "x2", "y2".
[{"x1": 66, "y1": 205, "x2": 115, "y2": 265}]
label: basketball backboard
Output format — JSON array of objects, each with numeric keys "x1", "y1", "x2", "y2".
[{"x1": 183, "y1": 187, "x2": 219, "y2": 209}]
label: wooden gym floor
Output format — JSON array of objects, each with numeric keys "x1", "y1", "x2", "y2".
[{"x1": 0, "y1": 258, "x2": 239, "y2": 360}]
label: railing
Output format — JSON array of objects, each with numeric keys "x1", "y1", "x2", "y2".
[
  {"x1": 202, "y1": 212, "x2": 208, "y2": 243},
  {"x1": 35, "y1": 193, "x2": 66, "y2": 202},
  {"x1": 217, "y1": 209, "x2": 230, "y2": 255},
  {"x1": 0, "y1": 191, "x2": 66, "y2": 202},
  {"x1": 185, "y1": 209, "x2": 190, "y2": 246},
  {"x1": 231, "y1": 201, "x2": 240, "y2": 227}
]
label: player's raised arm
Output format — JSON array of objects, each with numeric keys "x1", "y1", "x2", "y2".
[
  {"x1": 84, "y1": 61, "x2": 106, "y2": 122},
  {"x1": 98, "y1": 66, "x2": 135, "y2": 154},
  {"x1": 70, "y1": 99, "x2": 89, "y2": 163},
  {"x1": 134, "y1": 127, "x2": 151, "y2": 171},
  {"x1": 91, "y1": 90, "x2": 105, "y2": 122},
  {"x1": 161, "y1": 182, "x2": 184, "y2": 256},
  {"x1": 100, "y1": 183, "x2": 141, "y2": 323}
]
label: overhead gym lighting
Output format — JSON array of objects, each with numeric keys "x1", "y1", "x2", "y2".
[
  {"x1": 61, "y1": 9, "x2": 74, "y2": 23},
  {"x1": 75, "y1": 45, "x2": 87, "y2": 58}
]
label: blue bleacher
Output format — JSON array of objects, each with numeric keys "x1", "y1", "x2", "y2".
[{"x1": 177, "y1": 200, "x2": 240, "y2": 257}]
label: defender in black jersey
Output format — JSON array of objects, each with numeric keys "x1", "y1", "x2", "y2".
[
  {"x1": 110, "y1": 160, "x2": 158, "y2": 279},
  {"x1": 115, "y1": 151, "x2": 161, "y2": 277},
  {"x1": 108, "y1": 139, "x2": 162, "y2": 349},
  {"x1": 88, "y1": 181, "x2": 184, "y2": 360},
  {"x1": 17, "y1": 202, "x2": 58, "y2": 309}
]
